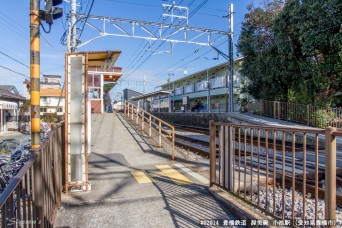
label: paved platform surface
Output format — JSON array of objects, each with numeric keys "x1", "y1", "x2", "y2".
[
  {"x1": 231, "y1": 112, "x2": 319, "y2": 129},
  {"x1": 54, "y1": 113, "x2": 235, "y2": 228}
]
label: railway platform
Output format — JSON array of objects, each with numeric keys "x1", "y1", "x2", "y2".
[{"x1": 54, "y1": 113, "x2": 236, "y2": 228}]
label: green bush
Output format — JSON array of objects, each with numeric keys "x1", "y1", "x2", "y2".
[
  {"x1": 253, "y1": 109, "x2": 260, "y2": 115},
  {"x1": 311, "y1": 109, "x2": 336, "y2": 128},
  {"x1": 42, "y1": 112, "x2": 58, "y2": 123},
  {"x1": 237, "y1": 97, "x2": 248, "y2": 112}
]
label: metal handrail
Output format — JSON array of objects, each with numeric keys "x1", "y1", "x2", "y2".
[
  {"x1": 0, "y1": 123, "x2": 64, "y2": 227},
  {"x1": 0, "y1": 157, "x2": 36, "y2": 207},
  {"x1": 210, "y1": 120, "x2": 341, "y2": 224},
  {"x1": 125, "y1": 101, "x2": 175, "y2": 160},
  {"x1": 259, "y1": 100, "x2": 342, "y2": 129}
]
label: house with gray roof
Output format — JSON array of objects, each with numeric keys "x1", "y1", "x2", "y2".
[{"x1": 0, "y1": 85, "x2": 26, "y2": 132}]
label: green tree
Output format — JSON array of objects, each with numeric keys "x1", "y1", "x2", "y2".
[{"x1": 238, "y1": 0, "x2": 342, "y2": 106}]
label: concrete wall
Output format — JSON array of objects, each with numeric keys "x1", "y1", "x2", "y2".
[
  {"x1": 152, "y1": 112, "x2": 233, "y2": 128},
  {"x1": 152, "y1": 112, "x2": 324, "y2": 146}
]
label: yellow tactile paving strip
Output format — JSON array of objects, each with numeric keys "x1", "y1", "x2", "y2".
[
  {"x1": 156, "y1": 165, "x2": 192, "y2": 185},
  {"x1": 131, "y1": 170, "x2": 153, "y2": 184}
]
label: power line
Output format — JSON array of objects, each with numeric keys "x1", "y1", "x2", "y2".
[
  {"x1": 121, "y1": 1, "x2": 187, "y2": 75},
  {"x1": 0, "y1": 65, "x2": 29, "y2": 79},
  {"x1": 78, "y1": 0, "x2": 95, "y2": 40},
  {"x1": 107, "y1": 0, "x2": 160, "y2": 8},
  {"x1": 0, "y1": 10, "x2": 60, "y2": 54},
  {"x1": 202, "y1": 6, "x2": 226, "y2": 12},
  {"x1": 149, "y1": 31, "x2": 240, "y2": 82},
  {"x1": 41, "y1": 33, "x2": 65, "y2": 52},
  {"x1": 150, "y1": 35, "x2": 225, "y2": 79},
  {"x1": 122, "y1": 0, "x2": 188, "y2": 75},
  {"x1": 123, "y1": 0, "x2": 210, "y2": 79},
  {"x1": 0, "y1": 50, "x2": 48, "y2": 76},
  {"x1": 150, "y1": 39, "x2": 228, "y2": 82},
  {"x1": 0, "y1": 50, "x2": 30, "y2": 69}
]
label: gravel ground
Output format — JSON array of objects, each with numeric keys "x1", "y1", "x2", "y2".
[
  {"x1": 175, "y1": 138, "x2": 209, "y2": 155},
  {"x1": 174, "y1": 129, "x2": 211, "y2": 142},
  {"x1": 247, "y1": 187, "x2": 342, "y2": 221}
]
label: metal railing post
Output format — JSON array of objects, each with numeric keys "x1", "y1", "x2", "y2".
[
  {"x1": 141, "y1": 111, "x2": 144, "y2": 131},
  {"x1": 209, "y1": 120, "x2": 216, "y2": 187},
  {"x1": 228, "y1": 126, "x2": 234, "y2": 191},
  {"x1": 325, "y1": 127, "x2": 336, "y2": 224},
  {"x1": 124, "y1": 101, "x2": 126, "y2": 115},
  {"x1": 149, "y1": 116, "x2": 152, "y2": 138},
  {"x1": 136, "y1": 108, "x2": 139, "y2": 125},
  {"x1": 306, "y1": 105, "x2": 310, "y2": 126},
  {"x1": 158, "y1": 122, "x2": 162, "y2": 147},
  {"x1": 131, "y1": 105, "x2": 134, "y2": 121},
  {"x1": 171, "y1": 126, "x2": 175, "y2": 160}
]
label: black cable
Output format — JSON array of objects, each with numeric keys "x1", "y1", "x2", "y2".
[
  {"x1": 0, "y1": 50, "x2": 48, "y2": 76},
  {"x1": 124, "y1": 0, "x2": 210, "y2": 79},
  {"x1": 0, "y1": 65, "x2": 29, "y2": 79},
  {"x1": 78, "y1": 0, "x2": 95, "y2": 40},
  {"x1": 41, "y1": 23, "x2": 51, "y2": 33},
  {"x1": 106, "y1": 0, "x2": 159, "y2": 8},
  {"x1": 0, "y1": 51, "x2": 30, "y2": 68},
  {"x1": 149, "y1": 31, "x2": 240, "y2": 81},
  {"x1": 122, "y1": 0, "x2": 186, "y2": 75}
]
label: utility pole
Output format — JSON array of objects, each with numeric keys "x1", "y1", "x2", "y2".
[
  {"x1": 30, "y1": 0, "x2": 41, "y2": 149},
  {"x1": 30, "y1": 1, "x2": 42, "y2": 226},
  {"x1": 228, "y1": 3, "x2": 234, "y2": 112},
  {"x1": 207, "y1": 69, "x2": 211, "y2": 112},
  {"x1": 67, "y1": 23, "x2": 71, "y2": 52},
  {"x1": 70, "y1": 0, "x2": 77, "y2": 52}
]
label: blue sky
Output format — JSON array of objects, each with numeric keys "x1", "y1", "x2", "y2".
[{"x1": 0, "y1": 0, "x2": 260, "y2": 101}]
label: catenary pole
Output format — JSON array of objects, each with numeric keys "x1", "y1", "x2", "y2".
[
  {"x1": 70, "y1": 0, "x2": 77, "y2": 52},
  {"x1": 228, "y1": 3, "x2": 234, "y2": 112}
]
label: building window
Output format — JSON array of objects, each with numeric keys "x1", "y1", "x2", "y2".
[
  {"x1": 40, "y1": 108, "x2": 47, "y2": 112},
  {"x1": 88, "y1": 88, "x2": 101, "y2": 99},
  {"x1": 57, "y1": 108, "x2": 63, "y2": 112}
]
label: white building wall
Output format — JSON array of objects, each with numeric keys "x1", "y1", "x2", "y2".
[
  {"x1": 41, "y1": 84, "x2": 60, "y2": 89},
  {"x1": 22, "y1": 84, "x2": 30, "y2": 100},
  {"x1": 46, "y1": 77, "x2": 61, "y2": 84},
  {"x1": 40, "y1": 97, "x2": 65, "y2": 115}
]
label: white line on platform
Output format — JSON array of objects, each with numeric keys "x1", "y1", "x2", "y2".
[{"x1": 174, "y1": 163, "x2": 209, "y2": 185}]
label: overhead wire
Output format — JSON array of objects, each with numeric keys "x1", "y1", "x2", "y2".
[
  {"x1": 106, "y1": 0, "x2": 160, "y2": 8},
  {"x1": 0, "y1": 51, "x2": 30, "y2": 69},
  {"x1": 121, "y1": 0, "x2": 186, "y2": 75},
  {"x1": 123, "y1": 0, "x2": 210, "y2": 79},
  {"x1": 149, "y1": 29, "x2": 241, "y2": 82},
  {"x1": 78, "y1": 0, "x2": 95, "y2": 40},
  {"x1": 123, "y1": 0, "x2": 206, "y2": 77},
  {"x1": 0, "y1": 10, "x2": 62, "y2": 55},
  {"x1": 0, "y1": 65, "x2": 30, "y2": 79}
]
